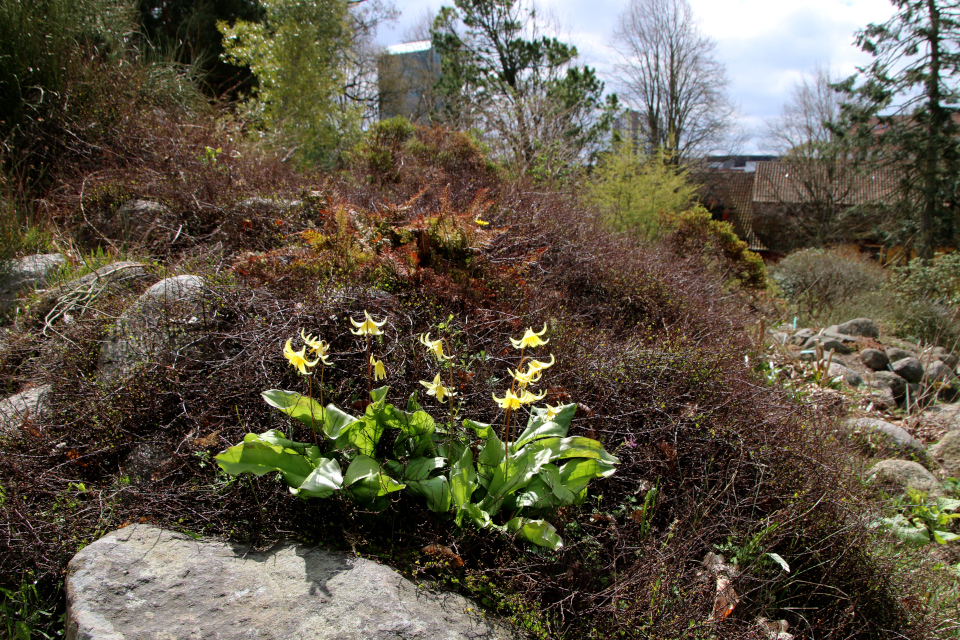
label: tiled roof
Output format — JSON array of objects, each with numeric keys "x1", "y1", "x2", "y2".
[
  {"x1": 694, "y1": 170, "x2": 767, "y2": 251},
  {"x1": 752, "y1": 161, "x2": 901, "y2": 206}
]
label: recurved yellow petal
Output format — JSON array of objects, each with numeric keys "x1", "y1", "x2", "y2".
[
  {"x1": 350, "y1": 310, "x2": 386, "y2": 336},
  {"x1": 420, "y1": 373, "x2": 456, "y2": 403},
  {"x1": 509, "y1": 324, "x2": 549, "y2": 349},
  {"x1": 283, "y1": 338, "x2": 318, "y2": 375}
]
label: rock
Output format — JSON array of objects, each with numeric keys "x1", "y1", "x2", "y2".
[
  {"x1": 920, "y1": 403, "x2": 960, "y2": 432},
  {"x1": 866, "y1": 459, "x2": 941, "y2": 495},
  {"x1": 929, "y1": 430, "x2": 960, "y2": 477},
  {"x1": 822, "y1": 330, "x2": 861, "y2": 344},
  {"x1": 828, "y1": 363, "x2": 862, "y2": 387},
  {"x1": 872, "y1": 371, "x2": 907, "y2": 399},
  {"x1": 99, "y1": 275, "x2": 211, "y2": 381},
  {"x1": 0, "y1": 385, "x2": 51, "y2": 434},
  {"x1": 863, "y1": 386, "x2": 897, "y2": 411},
  {"x1": 789, "y1": 328, "x2": 815, "y2": 346},
  {"x1": 771, "y1": 331, "x2": 790, "y2": 345},
  {"x1": 891, "y1": 357, "x2": 924, "y2": 383},
  {"x1": 886, "y1": 347, "x2": 915, "y2": 362},
  {"x1": 65, "y1": 525, "x2": 523, "y2": 640},
  {"x1": 0, "y1": 253, "x2": 66, "y2": 313},
  {"x1": 925, "y1": 359, "x2": 956, "y2": 382},
  {"x1": 835, "y1": 318, "x2": 880, "y2": 338},
  {"x1": 860, "y1": 349, "x2": 890, "y2": 371},
  {"x1": 847, "y1": 418, "x2": 924, "y2": 455},
  {"x1": 801, "y1": 337, "x2": 851, "y2": 355},
  {"x1": 235, "y1": 196, "x2": 305, "y2": 215},
  {"x1": 99, "y1": 199, "x2": 178, "y2": 247},
  {"x1": 932, "y1": 348, "x2": 960, "y2": 369}
]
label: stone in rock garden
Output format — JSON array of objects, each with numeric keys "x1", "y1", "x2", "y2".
[
  {"x1": 822, "y1": 328, "x2": 861, "y2": 343},
  {"x1": 886, "y1": 347, "x2": 915, "y2": 363},
  {"x1": 0, "y1": 253, "x2": 66, "y2": 313},
  {"x1": 801, "y1": 337, "x2": 851, "y2": 355},
  {"x1": 789, "y1": 328, "x2": 815, "y2": 346},
  {"x1": 891, "y1": 357, "x2": 925, "y2": 383},
  {"x1": 860, "y1": 349, "x2": 890, "y2": 371},
  {"x1": 872, "y1": 371, "x2": 907, "y2": 399},
  {"x1": 929, "y1": 430, "x2": 960, "y2": 477},
  {"x1": 931, "y1": 347, "x2": 960, "y2": 370},
  {"x1": 37, "y1": 261, "x2": 151, "y2": 325},
  {"x1": 847, "y1": 417, "x2": 924, "y2": 455},
  {"x1": 99, "y1": 200, "x2": 177, "y2": 247},
  {"x1": 235, "y1": 197, "x2": 305, "y2": 216},
  {"x1": 866, "y1": 459, "x2": 941, "y2": 495},
  {"x1": 864, "y1": 386, "x2": 897, "y2": 411},
  {"x1": 828, "y1": 363, "x2": 862, "y2": 387},
  {"x1": 920, "y1": 403, "x2": 960, "y2": 432},
  {"x1": 925, "y1": 360, "x2": 956, "y2": 383},
  {"x1": 0, "y1": 385, "x2": 50, "y2": 434},
  {"x1": 65, "y1": 524, "x2": 523, "y2": 640},
  {"x1": 99, "y1": 275, "x2": 210, "y2": 381},
  {"x1": 836, "y1": 318, "x2": 880, "y2": 338}
]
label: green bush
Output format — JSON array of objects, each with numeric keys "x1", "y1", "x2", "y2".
[
  {"x1": 885, "y1": 253, "x2": 960, "y2": 346},
  {"x1": 772, "y1": 247, "x2": 886, "y2": 321}
]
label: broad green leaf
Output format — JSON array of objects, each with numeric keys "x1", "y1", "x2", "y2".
[
  {"x1": 477, "y1": 434, "x2": 505, "y2": 487},
  {"x1": 215, "y1": 438, "x2": 316, "y2": 488},
  {"x1": 344, "y1": 455, "x2": 405, "y2": 505},
  {"x1": 511, "y1": 419, "x2": 567, "y2": 452},
  {"x1": 261, "y1": 390, "x2": 324, "y2": 432},
  {"x1": 767, "y1": 553, "x2": 790, "y2": 573},
  {"x1": 387, "y1": 406, "x2": 437, "y2": 457},
  {"x1": 464, "y1": 418, "x2": 494, "y2": 439},
  {"x1": 934, "y1": 529, "x2": 960, "y2": 544},
  {"x1": 323, "y1": 404, "x2": 359, "y2": 439},
  {"x1": 881, "y1": 515, "x2": 930, "y2": 544},
  {"x1": 937, "y1": 497, "x2": 960, "y2": 512},
  {"x1": 480, "y1": 447, "x2": 553, "y2": 515},
  {"x1": 451, "y1": 448, "x2": 478, "y2": 523},
  {"x1": 371, "y1": 385, "x2": 390, "y2": 404},
  {"x1": 529, "y1": 403, "x2": 577, "y2": 432},
  {"x1": 335, "y1": 416, "x2": 383, "y2": 457},
  {"x1": 514, "y1": 476, "x2": 557, "y2": 510},
  {"x1": 505, "y1": 517, "x2": 563, "y2": 550},
  {"x1": 558, "y1": 458, "x2": 617, "y2": 500},
  {"x1": 536, "y1": 463, "x2": 575, "y2": 505},
  {"x1": 407, "y1": 476, "x2": 452, "y2": 513},
  {"x1": 526, "y1": 436, "x2": 620, "y2": 466},
  {"x1": 463, "y1": 502, "x2": 491, "y2": 528},
  {"x1": 384, "y1": 457, "x2": 447, "y2": 482},
  {"x1": 292, "y1": 457, "x2": 343, "y2": 498},
  {"x1": 406, "y1": 391, "x2": 421, "y2": 412}
]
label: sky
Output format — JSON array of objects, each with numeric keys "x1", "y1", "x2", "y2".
[{"x1": 375, "y1": 0, "x2": 899, "y2": 153}]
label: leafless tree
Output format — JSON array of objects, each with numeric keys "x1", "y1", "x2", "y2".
[
  {"x1": 612, "y1": 0, "x2": 736, "y2": 161},
  {"x1": 763, "y1": 65, "x2": 844, "y2": 158}
]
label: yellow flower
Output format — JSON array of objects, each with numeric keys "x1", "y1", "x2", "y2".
[
  {"x1": 519, "y1": 389, "x2": 547, "y2": 405},
  {"x1": 509, "y1": 324, "x2": 549, "y2": 349},
  {"x1": 525, "y1": 353, "x2": 555, "y2": 373},
  {"x1": 370, "y1": 355, "x2": 386, "y2": 381},
  {"x1": 350, "y1": 310, "x2": 386, "y2": 336},
  {"x1": 300, "y1": 329, "x2": 332, "y2": 366},
  {"x1": 475, "y1": 218, "x2": 489, "y2": 226},
  {"x1": 283, "y1": 338, "x2": 318, "y2": 375},
  {"x1": 508, "y1": 367, "x2": 542, "y2": 388},
  {"x1": 492, "y1": 390, "x2": 523, "y2": 411},
  {"x1": 542, "y1": 403, "x2": 562, "y2": 421},
  {"x1": 420, "y1": 373, "x2": 456, "y2": 403},
  {"x1": 419, "y1": 332, "x2": 451, "y2": 361}
]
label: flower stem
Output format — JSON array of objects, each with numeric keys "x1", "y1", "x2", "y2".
[{"x1": 307, "y1": 373, "x2": 318, "y2": 445}]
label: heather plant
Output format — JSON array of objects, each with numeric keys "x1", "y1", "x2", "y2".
[{"x1": 215, "y1": 312, "x2": 618, "y2": 549}]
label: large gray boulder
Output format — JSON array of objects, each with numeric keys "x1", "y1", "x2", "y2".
[
  {"x1": 39, "y1": 262, "x2": 151, "y2": 327},
  {"x1": 872, "y1": 371, "x2": 907, "y2": 400},
  {"x1": 920, "y1": 403, "x2": 960, "y2": 432},
  {"x1": 929, "y1": 430, "x2": 960, "y2": 477},
  {"x1": 0, "y1": 385, "x2": 51, "y2": 434},
  {"x1": 886, "y1": 347, "x2": 915, "y2": 363},
  {"x1": 65, "y1": 525, "x2": 524, "y2": 640},
  {"x1": 789, "y1": 328, "x2": 815, "y2": 346},
  {"x1": 925, "y1": 359, "x2": 956, "y2": 383},
  {"x1": 859, "y1": 349, "x2": 889, "y2": 372},
  {"x1": 866, "y1": 460, "x2": 941, "y2": 495},
  {"x1": 891, "y1": 357, "x2": 925, "y2": 384},
  {"x1": 0, "y1": 253, "x2": 66, "y2": 313},
  {"x1": 98, "y1": 199, "x2": 177, "y2": 247},
  {"x1": 828, "y1": 363, "x2": 862, "y2": 387},
  {"x1": 99, "y1": 275, "x2": 210, "y2": 381},
  {"x1": 930, "y1": 347, "x2": 960, "y2": 370},
  {"x1": 835, "y1": 318, "x2": 880, "y2": 338},
  {"x1": 847, "y1": 417, "x2": 924, "y2": 455},
  {"x1": 801, "y1": 336, "x2": 851, "y2": 355}
]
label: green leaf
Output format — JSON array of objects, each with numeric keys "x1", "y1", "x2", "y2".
[
  {"x1": 344, "y1": 455, "x2": 405, "y2": 505},
  {"x1": 559, "y1": 457, "x2": 617, "y2": 498},
  {"x1": 480, "y1": 447, "x2": 553, "y2": 515},
  {"x1": 505, "y1": 517, "x2": 563, "y2": 550},
  {"x1": 934, "y1": 529, "x2": 960, "y2": 544},
  {"x1": 323, "y1": 404, "x2": 359, "y2": 439},
  {"x1": 513, "y1": 475, "x2": 557, "y2": 509},
  {"x1": 335, "y1": 415, "x2": 384, "y2": 457},
  {"x1": 387, "y1": 406, "x2": 437, "y2": 457},
  {"x1": 261, "y1": 389, "x2": 325, "y2": 432},
  {"x1": 292, "y1": 457, "x2": 343, "y2": 498},
  {"x1": 407, "y1": 476, "x2": 452, "y2": 513},
  {"x1": 385, "y1": 457, "x2": 447, "y2": 482},
  {"x1": 451, "y1": 448, "x2": 479, "y2": 523},
  {"x1": 511, "y1": 418, "x2": 568, "y2": 452},
  {"x1": 767, "y1": 553, "x2": 790, "y2": 573},
  {"x1": 936, "y1": 497, "x2": 960, "y2": 512},
  {"x1": 463, "y1": 502, "x2": 491, "y2": 528},
  {"x1": 215, "y1": 435, "x2": 318, "y2": 488},
  {"x1": 371, "y1": 385, "x2": 390, "y2": 404},
  {"x1": 536, "y1": 462, "x2": 576, "y2": 504},
  {"x1": 880, "y1": 515, "x2": 930, "y2": 544},
  {"x1": 406, "y1": 391, "x2": 421, "y2": 412},
  {"x1": 526, "y1": 436, "x2": 620, "y2": 466},
  {"x1": 476, "y1": 433, "x2": 505, "y2": 488},
  {"x1": 464, "y1": 418, "x2": 494, "y2": 439}
]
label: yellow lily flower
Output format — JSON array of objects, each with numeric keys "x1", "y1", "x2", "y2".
[
  {"x1": 283, "y1": 338, "x2": 318, "y2": 375},
  {"x1": 508, "y1": 367, "x2": 542, "y2": 388},
  {"x1": 370, "y1": 355, "x2": 387, "y2": 381},
  {"x1": 300, "y1": 329, "x2": 332, "y2": 366},
  {"x1": 350, "y1": 310, "x2": 386, "y2": 336},
  {"x1": 525, "y1": 353, "x2": 555, "y2": 373},
  {"x1": 492, "y1": 390, "x2": 523, "y2": 410},
  {"x1": 542, "y1": 403, "x2": 562, "y2": 421},
  {"x1": 519, "y1": 389, "x2": 547, "y2": 405},
  {"x1": 419, "y1": 332, "x2": 451, "y2": 361},
  {"x1": 475, "y1": 218, "x2": 489, "y2": 226},
  {"x1": 509, "y1": 324, "x2": 549, "y2": 349},
  {"x1": 420, "y1": 373, "x2": 456, "y2": 403}
]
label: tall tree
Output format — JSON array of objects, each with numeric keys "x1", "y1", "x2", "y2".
[
  {"x1": 612, "y1": 0, "x2": 735, "y2": 161},
  {"x1": 839, "y1": 0, "x2": 960, "y2": 256},
  {"x1": 431, "y1": 0, "x2": 613, "y2": 178}
]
